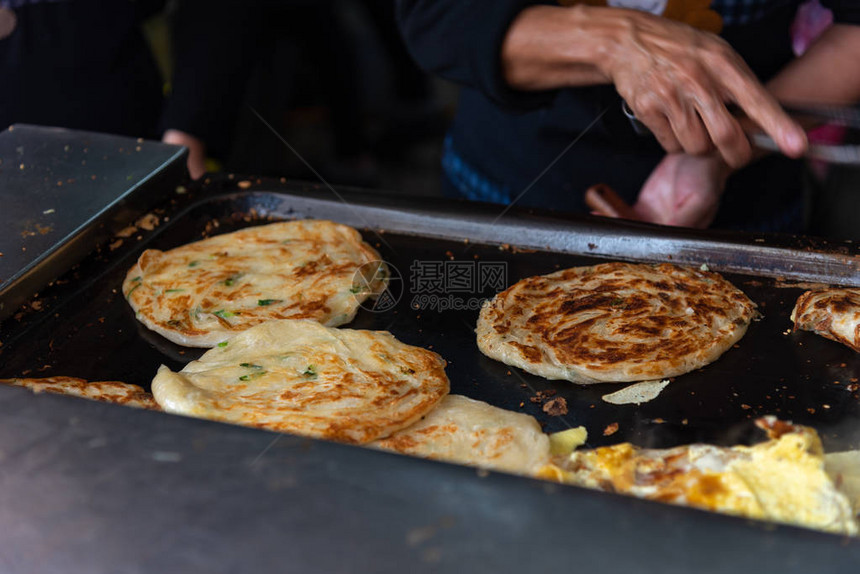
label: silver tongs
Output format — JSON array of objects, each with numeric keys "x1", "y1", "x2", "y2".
[{"x1": 622, "y1": 100, "x2": 860, "y2": 166}]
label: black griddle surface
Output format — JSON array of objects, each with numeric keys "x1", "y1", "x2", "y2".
[{"x1": 2, "y1": 191, "x2": 859, "y2": 451}]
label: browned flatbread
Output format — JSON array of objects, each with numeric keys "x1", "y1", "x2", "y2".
[
  {"x1": 791, "y1": 288, "x2": 860, "y2": 352},
  {"x1": 151, "y1": 319, "x2": 449, "y2": 443},
  {"x1": 1, "y1": 376, "x2": 158, "y2": 409},
  {"x1": 477, "y1": 262, "x2": 758, "y2": 384},
  {"x1": 123, "y1": 220, "x2": 387, "y2": 347},
  {"x1": 369, "y1": 394, "x2": 550, "y2": 475}
]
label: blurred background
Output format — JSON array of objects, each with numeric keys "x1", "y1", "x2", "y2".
[{"x1": 0, "y1": 0, "x2": 856, "y2": 240}]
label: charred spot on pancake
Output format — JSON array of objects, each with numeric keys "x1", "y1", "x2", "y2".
[
  {"x1": 791, "y1": 288, "x2": 860, "y2": 352},
  {"x1": 477, "y1": 262, "x2": 757, "y2": 384}
]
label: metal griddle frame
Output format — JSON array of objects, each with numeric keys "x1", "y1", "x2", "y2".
[{"x1": 0, "y1": 179, "x2": 859, "y2": 574}]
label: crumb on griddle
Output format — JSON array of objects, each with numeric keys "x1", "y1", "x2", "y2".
[
  {"x1": 135, "y1": 213, "x2": 160, "y2": 231},
  {"x1": 529, "y1": 389, "x2": 557, "y2": 404},
  {"x1": 542, "y1": 397, "x2": 568, "y2": 416},
  {"x1": 115, "y1": 225, "x2": 137, "y2": 238},
  {"x1": 603, "y1": 422, "x2": 619, "y2": 436}
]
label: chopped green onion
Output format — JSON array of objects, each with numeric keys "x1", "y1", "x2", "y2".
[
  {"x1": 125, "y1": 283, "x2": 141, "y2": 299},
  {"x1": 239, "y1": 371, "x2": 267, "y2": 382},
  {"x1": 223, "y1": 273, "x2": 243, "y2": 287},
  {"x1": 302, "y1": 365, "x2": 317, "y2": 379},
  {"x1": 188, "y1": 260, "x2": 200, "y2": 268},
  {"x1": 258, "y1": 299, "x2": 282, "y2": 306},
  {"x1": 240, "y1": 363, "x2": 263, "y2": 369},
  {"x1": 217, "y1": 341, "x2": 228, "y2": 348},
  {"x1": 165, "y1": 288, "x2": 185, "y2": 293},
  {"x1": 349, "y1": 285, "x2": 363, "y2": 294},
  {"x1": 213, "y1": 309, "x2": 235, "y2": 319}
]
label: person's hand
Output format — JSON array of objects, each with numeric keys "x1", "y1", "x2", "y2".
[
  {"x1": 599, "y1": 8, "x2": 806, "y2": 168},
  {"x1": 162, "y1": 129, "x2": 207, "y2": 180},
  {"x1": 501, "y1": 6, "x2": 807, "y2": 167},
  {"x1": 632, "y1": 152, "x2": 731, "y2": 228}
]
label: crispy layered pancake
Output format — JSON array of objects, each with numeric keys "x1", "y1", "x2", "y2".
[
  {"x1": 791, "y1": 288, "x2": 860, "y2": 352},
  {"x1": 1, "y1": 376, "x2": 158, "y2": 409},
  {"x1": 370, "y1": 394, "x2": 550, "y2": 475},
  {"x1": 124, "y1": 220, "x2": 387, "y2": 347},
  {"x1": 477, "y1": 262, "x2": 757, "y2": 384},
  {"x1": 539, "y1": 417, "x2": 858, "y2": 536},
  {"x1": 151, "y1": 319, "x2": 449, "y2": 443}
]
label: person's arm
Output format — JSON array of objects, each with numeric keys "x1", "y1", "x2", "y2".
[
  {"x1": 501, "y1": 4, "x2": 807, "y2": 167},
  {"x1": 631, "y1": 23, "x2": 860, "y2": 229},
  {"x1": 159, "y1": 0, "x2": 258, "y2": 179},
  {"x1": 767, "y1": 24, "x2": 860, "y2": 105},
  {"x1": 397, "y1": 0, "x2": 559, "y2": 110}
]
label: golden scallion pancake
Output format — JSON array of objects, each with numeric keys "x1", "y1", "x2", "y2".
[
  {"x1": 791, "y1": 288, "x2": 860, "y2": 352},
  {"x1": 370, "y1": 394, "x2": 551, "y2": 475},
  {"x1": 1, "y1": 376, "x2": 158, "y2": 409},
  {"x1": 151, "y1": 319, "x2": 449, "y2": 443},
  {"x1": 123, "y1": 220, "x2": 387, "y2": 347},
  {"x1": 477, "y1": 262, "x2": 758, "y2": 384}
]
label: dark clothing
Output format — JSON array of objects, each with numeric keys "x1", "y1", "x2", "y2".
[
  {"x1": 159, "y1": 0, "x2": 258, "y2": 159},
  {"x1": 397, "y1": 0, "x2": 860, "y2": 232},
  {"x1": 161, "y1": 0, "x2": 367, "y2": 163},
  {"x1": 0, "y1": 0, "x2": 165, "y2": 139}
]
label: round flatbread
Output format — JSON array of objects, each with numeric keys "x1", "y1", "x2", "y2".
[
  {"x1": 123, "y1": 220, "x2": 387, "y2": 347},
  {"x1": 1, "y1": 376, "x2": 158, "y2": 409},
  {"x1": 370, "y1": 394, "x2": 551, "y2": 475},
  {"x1": 791, "y1": 288, "x2": 860, "y2": 352},
  {"x1": 477, "y1": 262, "x2": 758, "y2": 384},
  {"x1": 151, "y1": 319, "x2": 449, "y2": 443}
]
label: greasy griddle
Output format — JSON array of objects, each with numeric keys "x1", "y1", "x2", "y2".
[{"x1": 1, "y1": 184, "x2": 858, "y2": 451}]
